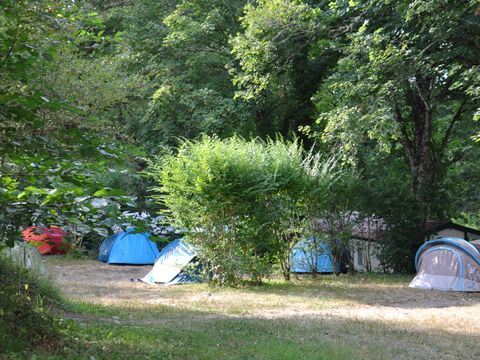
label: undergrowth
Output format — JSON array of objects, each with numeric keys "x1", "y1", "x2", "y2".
[{"x1": 0, "y1": 256, "x2": 63, "y2": 356}]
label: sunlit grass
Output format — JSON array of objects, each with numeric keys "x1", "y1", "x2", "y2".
[{"x1": 20, "y1": 257, "x2": 480, "y2": 360}]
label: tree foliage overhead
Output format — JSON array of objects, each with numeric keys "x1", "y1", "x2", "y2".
[
  {"x1": 315, "y1": 0, "x2": 480, "y2": 241},
  {"x1": 229, "y1": 0, "x2": 336, "y2": 138},
  {"x1": 114, "y1": 0, "x2": 256, "y2": 152},
  {"x1": 0, "y1": 0, "x2": 155, "y2": 248},
  {"x1": 319, "y1": 0, "x2": 480, "y2": 190}
]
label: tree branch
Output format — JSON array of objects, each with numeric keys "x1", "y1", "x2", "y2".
[
  {"x1": 439, "y1": 99, "x2": 467, "y2": 152},
  {"x1": 0, "y1": 10, "x2": 21, "y2": 71},
  {"x1": 414, "y1": 76, "x2": 431, "y2": 111},
  {"x1": 393, "y1": 102, "x2": 415, "y2": 169}
]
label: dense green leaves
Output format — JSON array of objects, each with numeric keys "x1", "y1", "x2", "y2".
[
  {"x1": 230, "y1": 0, "x2": 335, "y2": 137},
  {"x1": 113, "y1": 0, "x2": 255, "y2": 152},
  {"x1": 0, "y1": 132, "x2": 148, "y2": 247},
  {"x1": 313, "y1": 0, "x2": 480, "y2": 241},
  {"x1": 0, "y1": 0, "x2": 157, "y2": 248}
]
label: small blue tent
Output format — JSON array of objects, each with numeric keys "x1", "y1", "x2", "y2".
[
  {"x1": 98, "y1": 230, "x2": 159, "y2": 265},
  {"x1": 291, "y1": 237, "x2": 335, "y2": 273},
  {"x1": 141, "y1": 239, "x2": 201, "y2": 285}
]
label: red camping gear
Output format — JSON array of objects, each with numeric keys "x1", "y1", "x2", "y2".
[{"x1": 22, "y1": 226, "x2": 70, "y2": 255}]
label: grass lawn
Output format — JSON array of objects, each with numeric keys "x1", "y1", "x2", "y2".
[{"x1": 7, "y1": 257, "x2": 480, "y2": 360}]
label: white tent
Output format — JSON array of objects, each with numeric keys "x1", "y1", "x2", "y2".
[
  {"x1": 410, "y1": 238, "x2": 480, "y2": 292},
  {"x1": 141, "y1": 239, "x2": 200, "y2": 285}
]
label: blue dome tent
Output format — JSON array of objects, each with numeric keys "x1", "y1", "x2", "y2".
[
  {"x1": 98, "y1": 230, "x2": 160, "y2": 265},
  {"x1": 291, "y1": 237, "x2": 336, "y2": 273}
]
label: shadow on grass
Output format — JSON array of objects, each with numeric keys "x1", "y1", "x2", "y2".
[
  {"x1": 208, "y1": 274, "x2": 480, "y2": 310},
  {"x1": 65, "y1": 276, "x2": 480, "y2": 311},
  {"x1": 22, "y1": 309, "x2": 480, "y2": 360}
]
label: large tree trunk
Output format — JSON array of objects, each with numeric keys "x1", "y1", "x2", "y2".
[{"x1": 394, "y1": 76, "x2": 435, "y2": 237}]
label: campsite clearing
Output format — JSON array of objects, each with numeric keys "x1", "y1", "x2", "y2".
[{"x1": 43, "y1": 257, "x2": 480, "y2": 360}]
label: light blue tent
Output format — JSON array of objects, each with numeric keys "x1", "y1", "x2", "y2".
[
  {"x1": 98, "y1": 230, "x2": 159, "y2": 265},
  {"x1": 291, "y1": 237, "x2": 335, "y2": 273},
  {"x1": 141, "y1": 239, "x2": 201, "y2": 285}
]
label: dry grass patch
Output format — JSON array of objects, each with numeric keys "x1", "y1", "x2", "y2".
[{"x1": 42, "y1": 256, "x2": 480, "y2": 360}]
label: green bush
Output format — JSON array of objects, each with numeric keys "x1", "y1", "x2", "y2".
[
  {"x1": 151, "y1": 136, "x2": 337, "y2": 286},
  {"x1": 0, "y1": 255, "x2": 62, "y2": 354}
]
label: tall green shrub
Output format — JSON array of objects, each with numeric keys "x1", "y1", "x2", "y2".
[{"x1": 151, "y1": 136, "x2": 337, "y2": 286}]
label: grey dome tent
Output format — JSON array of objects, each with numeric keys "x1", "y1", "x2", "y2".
[
  {"x1": 141, "y1": 239, "x2": 201, "y2": 285},
  {"x1": 409, "y1": 237, "x2": 480, "y2": 292}
]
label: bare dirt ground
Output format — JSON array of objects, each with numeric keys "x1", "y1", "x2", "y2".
[{"x1": 44, "y1": 257, "x2": 480, "y2": 336}]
